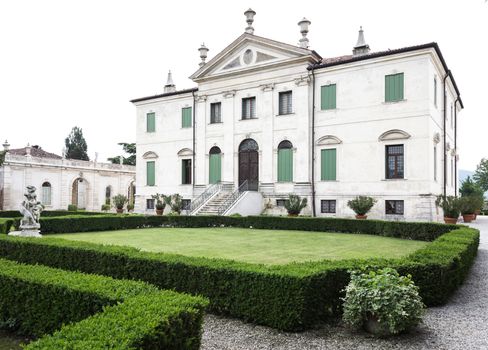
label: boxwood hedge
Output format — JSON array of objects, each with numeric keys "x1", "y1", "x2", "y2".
[
  {"x1": 0, "y1": 210, "x2": 106, "y2": 218},
  {"x1": 0, "y1": 218, "x2": 14, "y2": 234},
  {"x1": 0, "y1": 222, "x2": 478, "y2": 331},
  {"x1": 0, "y1": 258, "x2": 208, "y2": 349}
]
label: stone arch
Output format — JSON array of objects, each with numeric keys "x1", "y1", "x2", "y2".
[
  {"x1": 177, "y1": 148, "x2": 193, "y2": 157},
  {"x1": 316, "y1": 135, "x2": 342, "y2": 145},
  {"x1": 71, "y1": 177, "x2": 89, "y2": 209},
  {"x1": 378, "y1": 129, "x2": 411, "y2": 141},
  {"x1": 142, "y1": 151, "x2": 158, "y2": 159}
]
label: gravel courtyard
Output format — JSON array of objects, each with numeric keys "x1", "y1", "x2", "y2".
[{"x1": 201, "y1": 217, "x2": 488, "y2": 350}]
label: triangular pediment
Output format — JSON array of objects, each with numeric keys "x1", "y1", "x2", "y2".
[{"x1": 190, "y1": 33, "x2": 321, "y2": 81}]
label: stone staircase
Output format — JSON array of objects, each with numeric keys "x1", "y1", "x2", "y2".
[{"x1": 196, "y1": 190, "x2": 235, "y2": 216}]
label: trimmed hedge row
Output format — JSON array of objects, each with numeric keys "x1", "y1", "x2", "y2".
[
  {"x1": 0, "y1": 225, "x2": 479, "y2": 331},
  {"x1": 34, "y1": 214, "x2": 454, "y2": 241},
  {"x1": 0, "y1": 210, "x2": 106, "y2": 218},
  {"x1": 0, "y1": 218, "x2": 14, "y2": 234},
  {"x1": 0, "y1": 257, "x2": 208, "y2": 349}
]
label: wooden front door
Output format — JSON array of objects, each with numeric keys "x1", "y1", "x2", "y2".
[{"x1": 239, "y1": 150, "x2": 259, "y2": 191}]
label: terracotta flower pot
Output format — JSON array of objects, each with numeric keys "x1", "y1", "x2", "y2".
[
  {"x1": 443, "y1": 217, "x2": 458, "y2": 224},
  {"x1": 287, "y1": 213, "x2": 299, "y2": 217},
  {"x1": 116, "y1": 208, "x2": 124, "y2": 214},
  {"x1": 462, "y1": 214, "x2": 475, "y2": 223},
  {"x1": 474, "y1": 209, "x2": 481, "y2": 220},
  {"x1": 355, "y1": 214, "x2": 367, "y2": 220},
  {"x1": 156, "y1": 209, "x2": 164, "y2": 216}
]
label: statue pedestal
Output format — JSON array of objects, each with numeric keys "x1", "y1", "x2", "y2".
[{"x1": 8, "y1": 230, "x2": 42, "y2": 238}]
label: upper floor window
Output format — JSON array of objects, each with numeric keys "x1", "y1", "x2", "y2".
[
  {"x1": 182, "y1": 107, "x2": 192, "y2": 128},
  {"x1": 385, "y1": 73, "x2": 404, "y2": 102},
  {"x1": 385, "y1": 144, "x2": 404, "y2": 179},
  {"x1": 321, "y1": 84, "x2": 336, "y2": 110},
  {"x1": 146, "y1": 112, "x2": 155, "y2": 132},
  {"x1": 433, "y1": 77, "x2": 438, "y2": 107},
  {"x1": 386, "y1": 200, "x2": 404, "y2": 215},
  {"x1": 182, "y1": 159, "x2": 192, "y2": 184},
  {"x1": 278, "y1": 91, "x2": 293, "y2": 115},
  {"x1": 242, "y1": 97, "x2": 256, "y2": 120},
  {"x1": 41, "y1": 182, "x2": 52, "y2": 206},
  {"x1": 210, "y1": 102, "x2": 222, "y2": 123}
]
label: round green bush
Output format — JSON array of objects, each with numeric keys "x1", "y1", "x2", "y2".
[{"x1": 342, "y1": 267, "x2": 424, "y2": 336}]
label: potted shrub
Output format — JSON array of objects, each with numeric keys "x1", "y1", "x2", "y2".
[
  {"x1": 342, "y1": 268, "x2": 424, "y2": 337},
  {"x1": 459, "y1": 177, "x2": 485, "y2": 219},
  {"x1": 459, "y1": 196, "x2": 481, "y2": 223},
  {"x1": 112, "y1": 194, "x2": 127, "y2": 214},
  {"x1": 165, "y1": 194, "x2": 183, "y2": 215},
  {"x1": 435, "y1": 195, "x2": 460, "y2": 224},
  {"x1": 347, "y1": 196, "x2": 376, "y2": 219},
  {"x1": 151, "y1": 193, "x2": 166, "y2": 215},
  {"x1": 284, "y1": 194, "x2": 307, "y2": 216}
]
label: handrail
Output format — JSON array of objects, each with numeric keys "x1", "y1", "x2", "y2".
[
  {"x1": 216, "y1": 180, "x2": 249, "y2": 216},
  {"x1": 189, "y1": 182, "x2": 222, "y2": 214}
]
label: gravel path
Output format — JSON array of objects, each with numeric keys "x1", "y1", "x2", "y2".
[{"x1": 201, "y1": 217, "x2": 488, "y2": 350}]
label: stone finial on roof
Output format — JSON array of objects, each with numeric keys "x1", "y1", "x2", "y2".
[
  {"x1": 353, "y1": 26, "x2": 370, "y2": 56},
  {"x1": 298, "y1": 17, "x2": 311, "y2": 49},
  {"x1": 2, "y1": 140, "x2": 10, "y2": 152},
  {"x1": 244, "y1": 8, "x2": 256, "y2": 34},
  {"x1": 198, "y1": 43, "x2": 209, "y2": 67},
  {"x1": 164, "y1": 70, "x2": 176, "y2": 93}
]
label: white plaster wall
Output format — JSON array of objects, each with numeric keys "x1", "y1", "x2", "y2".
[{"x1": 225, "y1": 191, "x2": 263, "y2": 216}]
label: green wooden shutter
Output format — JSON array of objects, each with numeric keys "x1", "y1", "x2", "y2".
[
  {"x1": 321, "y1": 149, "x2": 336, "y2": 181},
  {"x1": 182, "y1": 107, "x2": 192, "y2": 128},
  {"x1": 321, "y1": 84, "x2": 336, "y2": 110},
  {"x1": 209, "y1": 154, "x2": 221, "y2": 184},
  {"x1": 146, "y1": 113, "x2": 155, "y2": 132},
  {"x1": 146, "y1": 161, "x2": 155, "y2": 186},
  {"x1": 278, "y1": 148, "x2": 293, "y2": 182},
  {"x1": 385, "y1": 73, "x2": 404, "y2": 102}
]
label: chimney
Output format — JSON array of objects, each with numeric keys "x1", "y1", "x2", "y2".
[
  {"x1": 298, "y1": 17, "x2": 311, "y2": 49},
  {"x1": 164, "y1": 70, "x2": 176, "y2": 93},
  {"x1": 353, "y1": 26, "x2": 371, "y2": 56},
  {"x1": 25, "y1": 143, "x2": 31, "y2": 156},
  {"x1": 198, "y1": 43, "x2": 209, "y2": 67},
  {"x1": 2, "y1": 140, "x2": 10, "y2": 152},
  {"x1": 244, "y1": 8, "x2": 256, "y2": 34}
]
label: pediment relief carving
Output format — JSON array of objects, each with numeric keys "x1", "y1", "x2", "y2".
[
  {"x1": 177, "y1": 148, "x2": 193, "y2": 157},
  {"x1": 316, "y1": 135, "x2": 342, "y2": 145},
  {"x1": 378, "y1": 129, "x2": 411, "y2": 141},
  {"x1": 142, "y1": 151, "x2": 158, "y2": 159}
]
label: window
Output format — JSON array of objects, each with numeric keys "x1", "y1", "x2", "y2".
[
  {"x1": 41, "y1": 182, "x2": 51, "y2": 205},
  {"x1": 385, "y1": 73, "x2": 404, "y2": 102},
  {"x1": 386, "y1": 200, "x2": 404, "y2": 215},
  {"x1": 146, "y1": 199, "x2": 155, "y2": 210},
  {"x1": 276, "y1": 199, "x2": 287, "y2": 207},
  {"x1": 433, "y1": 78, "x2": 437, "y2": 107},
  {"x1": 182, "y1": 107, "x2": 192, "y2": 128},
  {"x1": 182, "y1": 159, "x2": 192, "y2": 184},
  {"x1": 146, "y1": 161, "x2": 155, "y2": 186},
  {"x1": 321, "y1": 84, "x2": 336, "y2": 110},
  {"x1": 385, "y1": 145, "x2": 404, "y2": 179},
  {"x1": 434, "y1": 145, "x2": 437, "y2": 181},
  {"x1": 209, "y1": 147, "x2": 222, "y2": 184},
  {"x1": 182, "y1": 199, "x2": 191, "y2": 211},
  {"x1": 321, "y1": 200, "x2": 336, "y2": 214},
  {"x1": 210, "y1": 102, "x2": 222, "y2": 123},
  {"x1": 278, "y1": 91, "x2": 293, "y2": 115},
  {"x1": 321, "y1": 148, "x2": 337, "y2": 181},
  {"x1": 105, "y1": 186, "x2": 111, "y2": 205},
  {"x1": 146, "y1": 112, "x2": 155, "y2": 132},
  {"x1": 277, "y1": 140, "x2": 293, "y2": 182},
  {"x1": 242, "y1": 97, "x2": 256, "y2": 119}
]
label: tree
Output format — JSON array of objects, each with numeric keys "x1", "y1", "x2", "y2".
[
  {"x1": 64, "y1": 127, "x2": 89, "y2": 161},
  {"x1": 108, "y1": 143, "x2": 136, "y2": 165},
  {"x1": 459, "y1": 176, "x2": 484, "y2": 198},
  {"x1": 473, "y1": 158, "x2": 488, "y2": 192}
]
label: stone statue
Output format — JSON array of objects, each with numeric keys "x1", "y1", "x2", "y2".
[{"x1": 9, "y1": 185, "x2": 43, "y2": 237}]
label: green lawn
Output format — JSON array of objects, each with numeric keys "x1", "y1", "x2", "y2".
[{"x1": 53, "y1": 227, "x2": 428, "y2": 265}]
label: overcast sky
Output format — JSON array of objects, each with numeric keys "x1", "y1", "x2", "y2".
[{"x1": 1, "y1": 0, "x2": 487, "y2": 170}]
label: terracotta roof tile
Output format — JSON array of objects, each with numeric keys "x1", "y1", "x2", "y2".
[{"x1": 9, "y1": 146, "x2": 62, "y2": 159}]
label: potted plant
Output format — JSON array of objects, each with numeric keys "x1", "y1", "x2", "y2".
[
  {"x1": 101, "y1": 204, "x2": 111, "y2": 212},
  {"x1": 435, "y1": 195, "x2": 460, "y2": 224},
  {"x1": 284, "y1": 194, "x2": 307, "y2": 216},
  {"x1": 347, "y1": 196, "x2": 376, "y2": 219},
  {"x1": 459, "y1": 177, "x2": 485, "y2": 219},
  {"x1": 112, "y1": 194, "x2": 128, "y2": 214},
  {"x1": 151, "y1": 193, "x2": 166, "y2": 215},
  {"x1": 342, "y1": 268, "x2": 424, "y2": 337},
  {"x1": 165, "y1": 194, "x2": 183, "y2": 215},
  {"x1": 459, "y1": 196, "x2": 482, "y2": 223}
]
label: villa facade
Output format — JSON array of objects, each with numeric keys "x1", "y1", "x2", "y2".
[{"x1": 131, "y1": 10, "x2": 462, "y2": 221}]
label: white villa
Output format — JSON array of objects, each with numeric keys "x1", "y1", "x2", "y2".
[
  {"x1": 131, "y1": 9, "x2": 462, "y2": 221},
  {"x1": 0, "y1": 143, "x2": 136, "y2": 212}
]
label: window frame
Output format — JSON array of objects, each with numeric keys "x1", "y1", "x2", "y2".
[
  {"x1": 385, "y1": 200, "x2": 404, "y2": 215},
  {"x1": 433, "y1": 77, "x2": 437, "y2": 107},
  {"x1": 385, "y1": 144, "x2": 404, "y2": 179},
  {"x1": 321, "y1": 200, "x2": 336, "y2": 214},
  {"x1": 41, "y1": 182, "x2": 52, "y2": 206},
  {"x1": 210, "y1": 102, "x2": 222, "y2": 124},
  {"x1": 320, "y1": 148, "x2": 337, "y2": 181},
  {"x1": 146, "y1": 199, "x2": 155, "y2": 210},
  {"x1": 241, "y1": 97, "x2": 256, "y2": 120},
  {"x1": 276, "y1": 199, "x2": 287, "y2": 207},
  {"x1": 278, "y1": 90, "x2": 293, "y2": 115},
  {"x1": 146, "y1": 161, "x2": 156, "y2": 186},
  {"x1": 182, "y1": 199, "x2": 191, "y2": 211},
  {"x1": 181, "y1": 159, "x2": 192, "y2": 185},
  {"x1": 277, "y1": 140, "x2": 293, "y2": 182}
]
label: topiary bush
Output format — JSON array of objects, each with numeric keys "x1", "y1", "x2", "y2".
[
  {"x1": 347, "y1": 196, "x2": 377, "y2": 217},
  {"x1": 342, "y1": 268, "x2": 424, "y2": 336}
]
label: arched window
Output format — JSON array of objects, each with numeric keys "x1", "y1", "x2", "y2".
[
  {"x1": 277, "y1": 140, "x2": 293, "y2": 182},
  {"x1": 239, "y1": 139, "x2": 258, "y2": 152},
  {"x1": 41, "y1": 182, "x2": 51, "y2": 205},
  {"x1": 209, "y1": 147, "x2": 222, "y2": 184},
  {"x1": 105, "y1": 186, "x2": 112, "y2": 205}
]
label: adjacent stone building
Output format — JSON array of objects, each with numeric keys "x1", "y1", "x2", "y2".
[
  {"x1": 0, "y1": 143, "x2": 135, "y2": 211},
  {"x1": 131, "y1": 9, "x2": 462, "y2": 221}
]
